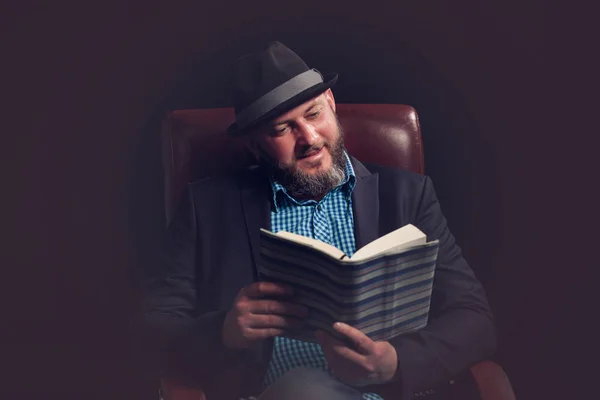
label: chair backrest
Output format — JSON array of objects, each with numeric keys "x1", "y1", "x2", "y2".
[{"x1": 162, "y1": 104, "x2": 424, "y2": 222}]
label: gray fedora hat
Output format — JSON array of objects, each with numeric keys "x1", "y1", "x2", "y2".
[{"x1": 227, "y1": 41, "x2": 338, "y2": 135}]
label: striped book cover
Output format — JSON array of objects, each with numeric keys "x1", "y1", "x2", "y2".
[{"x1": 258, "y1": 226, "x2": 440, "y2": 343}]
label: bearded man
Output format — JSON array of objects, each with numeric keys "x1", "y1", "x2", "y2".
[{"x1": 139, "y1": 41, "x2": 496, "y2": 400}]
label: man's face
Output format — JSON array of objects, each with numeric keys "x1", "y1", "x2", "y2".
[{"x1": 248, "y1": 89, "x2": 347, "y2": 199}]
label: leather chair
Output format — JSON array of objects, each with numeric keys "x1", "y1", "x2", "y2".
[{"x1": 160, "y1": 104, "x2": 516, "y2": 400}]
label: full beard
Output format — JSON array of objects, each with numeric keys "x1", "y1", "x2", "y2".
[{"x1": 259, "y1": 121, "x2": 348, "y2": 200}]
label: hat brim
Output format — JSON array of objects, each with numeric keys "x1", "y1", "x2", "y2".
[{"x1": 227, "y1": 72, "x2": 338, "y2": 136}]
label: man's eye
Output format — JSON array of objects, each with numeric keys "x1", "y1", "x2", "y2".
[
  {"x1": 307, "y1": 111, "x2": 320, "y2": 119},
  {"x1": 271, "y1": 127, "x2": 288, "y2": 136}
]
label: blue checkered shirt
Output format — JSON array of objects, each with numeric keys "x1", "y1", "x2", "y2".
[{"x1": 263, "y1": 152, "x2": 384, "y2": 400}]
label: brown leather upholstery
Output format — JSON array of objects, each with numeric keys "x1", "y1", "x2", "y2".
[
  {"x1": 162, "y1": 104, "x2": 424, "y2": 222},
  {"x1": 159, "y1": 104, "x2": 515, "y2": 400}
]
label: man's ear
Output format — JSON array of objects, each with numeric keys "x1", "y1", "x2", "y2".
[{"x1": 324, "y1": 89, "x2": 336, "y2": 113}]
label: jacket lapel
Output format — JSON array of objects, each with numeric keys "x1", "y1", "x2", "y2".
[
  {"x1": 239, "y1": 167, "x2": 275, "y2": 371},
  {"x1": 240, "y1": 167, "x2": 271, "y2": 279},
  {"x1": 351, "y1": 157, "x2": 380, "y2": 249}
]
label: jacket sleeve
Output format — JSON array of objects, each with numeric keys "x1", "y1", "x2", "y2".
[
  {"x1": 133, "y1": 185, "x2": 248, "y2": 388},
  {"x1": 370, "y1": 175, "x2": 497, "y2": 399}
]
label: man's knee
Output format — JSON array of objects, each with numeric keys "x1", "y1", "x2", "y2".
[{"x1": 259, "y1": 368, "x2": 362, "y2": 400}]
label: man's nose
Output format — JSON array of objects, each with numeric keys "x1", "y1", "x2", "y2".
[{"x1": 295, "y1": 120, "x2": 319, "y2": 145}]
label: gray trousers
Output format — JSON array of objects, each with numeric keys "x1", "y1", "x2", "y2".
[{"x1": 257, "y1": 368, "x2": 364, "y2": 400}]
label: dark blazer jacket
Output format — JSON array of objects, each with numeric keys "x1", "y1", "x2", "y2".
[{"x1": 139, "y1": 158, "x2": 496, "y2": 400}]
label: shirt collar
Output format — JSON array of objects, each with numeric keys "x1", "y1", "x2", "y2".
[{"x1": 270, "y1": 151, "x2": 356, "y2": 212}]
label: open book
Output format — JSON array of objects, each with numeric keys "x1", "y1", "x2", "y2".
[{"x1": 258, "y1": 224, "x2": 440, "y2": 343}]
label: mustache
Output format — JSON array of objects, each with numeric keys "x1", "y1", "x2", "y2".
[{"x1": 296, "y1": 143, "x2": 326, "y2": 159}]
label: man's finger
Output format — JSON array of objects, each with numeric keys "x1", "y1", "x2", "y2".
[
  {"x1": 317, "y1": 330, "x2": 366, "y2": 365},
  {"x1": 250, "y1": 300, "x2": 308, "y2": 317},
  {"x1": 315, "y1": 330, "x2": 331, "y2": 348},
  {"x1": 333, "y1": 322, "x2": 375, "y2": 355},
  {"x1": 249, "y1": 315, "x2": 305, "y2": 330},
  {"x1": 245, "y1": 327, "x2": 286, "y2": 340},
  {"x1": 242, "y1": 281, "x2": 294, "y2": 298}
]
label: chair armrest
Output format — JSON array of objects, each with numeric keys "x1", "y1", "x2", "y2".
[
  {"x1": 469, "y1": 361, "x2": 516, "y2": 400},
  {"x1": 160, "y1": 379, "x2": 206, "y2": 400}
]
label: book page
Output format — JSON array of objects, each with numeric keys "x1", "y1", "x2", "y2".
[
  {"x1": 350, "y1": 224, "x2": 426, "y2": 261},
  {"x1": 266, "y1": 229, "x2": 347, "y2": 260}
]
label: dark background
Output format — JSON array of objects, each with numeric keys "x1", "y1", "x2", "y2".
[{"x1": 4, "y1": 1, "x2": 590, "y2": 399}]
